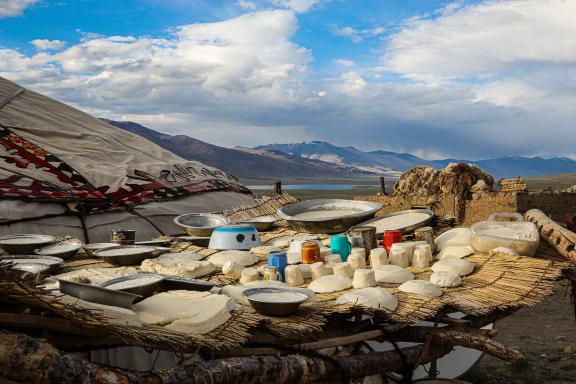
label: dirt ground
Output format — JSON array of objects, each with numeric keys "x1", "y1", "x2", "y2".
[{"x1": 463, "y1": 282, "x2": 576, "y2": 384}]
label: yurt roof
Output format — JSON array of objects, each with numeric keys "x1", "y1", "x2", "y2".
[{"x1": 0, "y1": 76, "x2": 250, "y2": 211}]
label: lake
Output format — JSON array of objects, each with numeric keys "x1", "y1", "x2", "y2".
[{"x1": 247, "y1": 184, "x2": 367, "y2": 190}]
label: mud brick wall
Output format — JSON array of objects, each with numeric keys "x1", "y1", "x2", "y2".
[
  {"x1": 463, "y1": 193, "x2": 518, "y2": 226},
  {"x1": 355, "y1": 193, "x2": 463, "y2": 219},
  {"x1": 356, "y1": 192, "x2": 576, "y2": 226},
  {"x1": 517, "y1": 192, "x2": 576, "y2": 222}
]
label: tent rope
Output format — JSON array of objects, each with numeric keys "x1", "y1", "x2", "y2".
[{"x1": 0, "y1": 87, "x2": 25, "y2": 111}]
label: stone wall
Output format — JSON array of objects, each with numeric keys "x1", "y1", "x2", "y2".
[{"x1": 355, "y1": 191, "x2": 576, "y2": 226}]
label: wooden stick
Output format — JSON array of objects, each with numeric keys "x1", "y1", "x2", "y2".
[{"x1": 0, "y1": 331, "x2": 453, "y2": 384}]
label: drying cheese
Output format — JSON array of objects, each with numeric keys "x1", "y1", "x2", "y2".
[
  {"x1": 324, "y1": 254, "x2": 343, "y2": 264},
  {"x1": 412, "y1": 250, "x2": 430, "y2": 268},
  {"x1": 369, "y1": 248, "x2": 388, "y2": 268},
  {"x1": 352, "y1": 269, "x2": 376, "y2": 289},
  {"x1": 308, "y1": 275, "x2": 352, "y2": 293},
  {"x1": 431, "y1": 259, "x2": 475, "y2": 276},
  {"x1": 158, "y1": 252, "x2": 204, "y2": 261},
  {"x1": 240, "y1": 267, "x2": 260, "y2": 284},
  {"x1": 489, "y1": 247, "x2": 519, "y2": 256},
  {"x1": 250, "y1": 246, "x2": 280, "y2": 258},
  {"x1": 437, "y1": 246, "x2": 475, "y2": 260},
  {"x1": 336, "y1": 287, "x2": 398, "y2": 311},
  {"x1": 434, "y1": 228, "x2": 473, "y2": 251},
  {"x1": 56, "y1": 294, "x2": 141, "y2": 326},
  {"x1": 333, "y1": 262, "x2": 354, "y2": 278},
  {"x1": 141, "y1": 258, "x2": 215, "y2": 278},
  {"x1": 310, "y1": 262, "x2": 330, "y2": 280},
  {"x1": 132, "y1": 291, "x2": 234, "y2": 335},
  {"x1": 284, "y1": 265, "x2": 305, "y2": 286},
  {"x1": 298, "y1": 264, "x2": 312, "y2": 280},
  {"x1": 388, "y1": 244, "x2": 410, "y2": 267},
  {"x1": 207, "y1": 250, "x2": 259, "y2": 268},
  {"x1": 373, "y1": 265, "x2": 414, "y2": 284},
  {"x1": 430, "y1": 271, "x2": 462, "y2": 288},
  {"x1": 45, "y1": 267, "x2": 138, "y2": 290},
  {"x1": 398, "y1": 280, "x2": 443, "y2": 297},
  {"x1": 222, "y1": 261, "x2": 244, "y2": 278},
  {"x1": 348, "y1": 249, "x2": 366, "y2": 269}
]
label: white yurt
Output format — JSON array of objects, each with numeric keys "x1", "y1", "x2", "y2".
[{"x1": 0, "y1": 76, "x2": 254, "y2": 242}]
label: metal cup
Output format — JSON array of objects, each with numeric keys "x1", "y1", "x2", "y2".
[{"x1": 414, "y1": 226, "x2": 435, "y2": 254}]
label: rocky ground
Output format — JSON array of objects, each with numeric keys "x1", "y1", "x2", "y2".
[{"x1": 463, "y1": 283, "x2": 576, "y2": 383}]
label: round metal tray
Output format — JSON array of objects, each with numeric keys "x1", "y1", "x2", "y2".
[
  {"x1": 100, "y1": 273, "x2": 164, "y2": 298},
  {"x1": 58, "y1": 279, "x2": 142, "y2": 308},
  {"x1": 352, "y1": 209, "x2": 434, "y2": 235},
  {"x1": 93, "y1": 245, "x2": 170, "y2": 266}
]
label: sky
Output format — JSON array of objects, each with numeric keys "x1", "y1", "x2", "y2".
[{"x1": 0, "y1": 0, "x2": 575, "y2": 160}]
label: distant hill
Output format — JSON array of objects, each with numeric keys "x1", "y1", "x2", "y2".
[
  {"x1": 102, "y1": 121, "x2": 576, "y2": 179},
  {"x1": 102, "y1": 120, "x2": 376, "y2": 179},
  {"x1": 257, "y1": 141, "x2": 576, "y2": 178}
]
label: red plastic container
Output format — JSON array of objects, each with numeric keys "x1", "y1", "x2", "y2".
[{"x1": 383, "y1": 230, "x2": 403, "y2": 254}]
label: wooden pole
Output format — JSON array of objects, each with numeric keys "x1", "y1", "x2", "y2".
[
  {"x1": 274, "y1": 181, "x2": 282, "y2": 195},
  {"x1": 524, "y1": 208, "x2": 576, "y2": 265},
  {"x1": 379, "y1": 176, "x2": 386, "y2": 195},
  {"x1": 0, "y1": 331, "x2": 454, "y2": 384}
]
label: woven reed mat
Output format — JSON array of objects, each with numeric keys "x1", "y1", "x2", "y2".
[{"x1": 0, "y1": 262, "x2": 265, "y2": 351}]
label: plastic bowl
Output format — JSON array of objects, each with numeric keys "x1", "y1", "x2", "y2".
[{"x1": 209, "y1": 224, "x2": 261, "y2": 250}]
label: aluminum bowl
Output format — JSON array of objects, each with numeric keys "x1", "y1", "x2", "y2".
[
  {"x1": 170, "y1": 235, "x2": 211, "y2": 247},
  {"x1": 238, "y1": 216, "x2": 276, "y2": 231},
  {"x1": 242, "y1": 287, "x2": 309, "y2": 316},
  {"x1": 173, "y1": 213, "x2": 231, "y2": 236},
  {"x1": 0, "y1": 234, "x2": 56, "y2": 255},
  {"x1": 134, "y1": 239, "x2": 172, "y2": 247},
  {"x1": 58, "y1": 279, "x2": 141, "y2": 308},
  {"x1": 93, "y1": 245, "x2": 171, "y2": 266},
  {"x1": 83, "y1": 243, "x2": 118, "y2": 257},
  {"x1": 0, "y1": 255, "x2": 63, "y2": 280},
  {"x1": 160, "y1": 276, "x2": 215, "y2": 292},
  {"x1": 35, "y1": 240, "x2": 83, "y2": 259},
  {"x1": 100, "y1": 273, "x2": 164, "y2": 298},
  {"x1": 277, "y1": 199, "x2": 383, "y2": 234}
]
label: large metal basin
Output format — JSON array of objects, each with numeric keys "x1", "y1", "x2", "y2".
[
  {"x1": 173, "y1": 213, "x2": 231, "y2": 236},
  {"x1": 277, "y1": 199, "x2": 383, "y2": 234}
]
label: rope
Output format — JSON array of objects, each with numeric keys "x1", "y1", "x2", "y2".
[{"x1": 0, "y1": 87, "x2": 25, "y2": 111}]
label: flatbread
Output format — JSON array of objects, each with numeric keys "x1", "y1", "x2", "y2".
[
  {"x1": 132, "y1": 290, "x2": 235, "y2": 335},
  {"x1": 336, "y1": 287, "x2": 398, "y2": 311},
  {"x1": 140, "y1": 258, "x2": 215, "y2": 278},
  {"x1": 430, "y1": 271, "x2": 462, "y2": 288},
  {"x1": 207, "y1": 250, "x2": 259, "y2": 268},
  {"x1": 308, "y1": 275, "x2": 352, "y2": 293},
  {"x1": 431, "y1": 259, "x2": 475, "y2": 276},
  {"x1": 437, "y1": 246, "x2": 475, "y2": 260},
  {"x1": 398, "y1": 280, "x2": 443, "y2": 297},
  {"x1": 373, "y1": 265, "x2": 414, "y2": 284}
]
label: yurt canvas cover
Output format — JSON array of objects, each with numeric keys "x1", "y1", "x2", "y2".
[{"x1": 0, "y1": 76, "x2": 254, "y2": 242}]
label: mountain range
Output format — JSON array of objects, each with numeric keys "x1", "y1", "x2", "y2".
[{"x1": 103, "y1": 119, "x2": 576, "y2": 179}]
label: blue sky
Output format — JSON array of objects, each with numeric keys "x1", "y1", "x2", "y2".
[{"x1": 1, "y1": 0, "x2": 575, "y2": 160}]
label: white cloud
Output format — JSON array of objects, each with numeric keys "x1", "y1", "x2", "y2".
[
  {"x1": 384, "y1": 0, "x2": 576, "y2": 83},
  {"x1": 334, "y1": 58, "x2": 355, "y2": 67},
  {"x1": 2, "y1": 1, "x2": 576, "y2": 160},
  {"x1": 30, "y1": 39, "x2": 67, "y2": 51},
  {"x1": 0, "y1": 0, "x2": 37, "y2": 18},
  {"x1": 331, "y1": 25, "x2": 385, "y2": 43},
  {"x1": 237, "y1": 0, "x2": 256, "y2": 10},
  {"x1": 272, "y1": 0, "x2": 320, "y2": 13}
]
